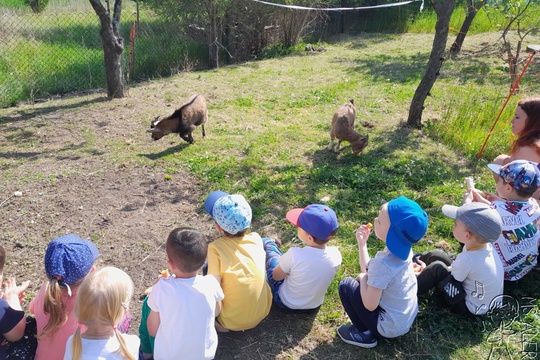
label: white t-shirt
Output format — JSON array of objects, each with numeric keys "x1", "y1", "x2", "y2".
[
  {"x1": 278, "y1": 246, "x2": 342, "y2": 309},
  {"x1": 452, "y1": 244, "x2": 504, "y2": 315},
  {"x1": 63, "y1": 333, "x2": 140, "y2": 360},
  {"x1": 367, "y1": 249, "x2": 418, "y2": 338},
  {"x1": 148, "y1": 275, "x2": 224, "y2": 360},
  {"x1": 491, "y1": 198, "x2": 540, "y2": 281}
]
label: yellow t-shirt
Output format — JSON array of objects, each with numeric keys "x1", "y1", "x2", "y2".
[{"x1": 207, "y1": 232, "x2": 272, "y2": 331}]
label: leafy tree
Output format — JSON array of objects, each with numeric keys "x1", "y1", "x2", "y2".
[
  {"x1": 88, "y1": 0, "x2": 125, "y2": 98},
  {"x1": 407, "y1": 0, "x2": 456, "y2": 128}
]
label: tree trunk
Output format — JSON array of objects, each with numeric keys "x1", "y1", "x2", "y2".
[
  {"x1": 407, "y1": 0, "x2": 456, "y2": 128},
  {"x1": 449, "y1": 0, "x2": 486, "y2": 57},
  {"x1": 88, "y1": 0, "x2": 124, "y2": 98}
]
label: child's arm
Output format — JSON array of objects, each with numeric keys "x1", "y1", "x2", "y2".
[
  {"x1": 147, "y1": 310, "x2": 160, "y2": 337},
  {"x1": 272, "y1": 266, "x2": 288, "y2": 281},
  {"x1": 358, "y1": 273, "x2": 383, "y2": 311},
  {"x1": 2, "y1": 278, "x2": 30, "y2": 342},
  {"x1": 356, "y1": 225, "x2": 371, "y2": 273}
]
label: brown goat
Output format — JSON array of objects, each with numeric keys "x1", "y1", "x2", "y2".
[
  {"x1": 147, "y1": 94, "x2": 207, "y2": 144},
  {"x1": 327, "y1": 99, "x2": 368, "y2": 156}
]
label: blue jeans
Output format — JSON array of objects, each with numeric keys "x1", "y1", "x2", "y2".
[
  {"x1": 263, "y1": 237, "x2": 288, "y2": 309},
  {"x1": 338, "y1": 276, "x2": 381, "y2": 338}
]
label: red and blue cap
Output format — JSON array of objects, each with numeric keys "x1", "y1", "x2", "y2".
[
  {"x1": 286, "y1": 204, "x2": 338, "y2": 241},
  {"x1": 386, "y1": 196, "x2": 428, "y2": 260}
]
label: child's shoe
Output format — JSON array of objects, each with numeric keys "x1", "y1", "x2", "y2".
[{"x1": 337, "y1": 325, "x2": 377, "y2": 348}]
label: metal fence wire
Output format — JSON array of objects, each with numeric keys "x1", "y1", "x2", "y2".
[
  {"x1": 1, "y1": 0, "x2": 426, "y2": 107},
  {"x1": 0, "y1": 0, "x2": 204, "y2": 107}
]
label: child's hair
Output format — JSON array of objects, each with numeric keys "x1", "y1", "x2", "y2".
[
  {"x1": 71, "y1": 266, "x2": 135, "y2": 360},
  {"x1": 167, "y1": 227, "x2": 208, "y2": 273},
  {"x1": 0, "y1": 245, "x2": 5, "y2": 273},
  {"x1": 40, "y1": 234, "x2": 99, "y2": 338},
  {"x1": 512, "y1": 97, "x2": 540, "y2": 154},
  {"x1": 220, "y1": 228, "x2": 249, "y2": 238},
  {"x1": 312, "y1": 228, "x2": 338, "y2": 245}
]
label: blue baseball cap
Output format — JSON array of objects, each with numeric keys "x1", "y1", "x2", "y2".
[
  {"x1": 45, "y1": 234, "x2": 99, "y2": 286},
  {"x1": 204, "y1": 191, "x2": 229, "y2": 216},
  {"x1": 386, "y1": 197, "x2": 428, "y2": 260},
  {"x1": 488, "y1": 160, "x2": 540, "y2": 194},
  {"x1": 204, "y1": 191, "x2": 252, "y2": 235},
  {"x1": 286, "y1": 204, "x2": 338, "y2": 241}
]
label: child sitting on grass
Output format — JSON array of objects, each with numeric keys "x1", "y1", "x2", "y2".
[
  {"x1": 146, "y1": 227, "x2": 224, "y2": 360},
  {"x1": 263, "y1": 204, "x2": 342, "y2": 310},
  {"x1": 470, "y1": 160, "x2": 540, "y2": 281},
  {"x1": 337, "y1": 196, "x2": 428, "y2": 348},
  {"x1": 204, "y1": 191, "x2": 272, "y2": 331},
  {"x1": 415, "y1": 202, "x2": 504, "y2": 316},
  {"x1": 30, "y1": 234, "x2": 99, "y2": 360}
]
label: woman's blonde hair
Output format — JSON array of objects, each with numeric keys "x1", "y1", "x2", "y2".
[{"x1": 70, "y1": 266, "x2": 135, "y2": 360}]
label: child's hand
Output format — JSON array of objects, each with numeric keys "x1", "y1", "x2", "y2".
[
  {"x1": 355, "y1": 224, "x2": 372, "y2": 247},
  {"x1": 413, "y1": 259, "x2": 426, "y2": 275},
  {"x1": 469, "y1": 188, "x2": 500, "y2": 204},
  {"x1": 3, "y1": 278, "x2": 30, "y2": 305}
]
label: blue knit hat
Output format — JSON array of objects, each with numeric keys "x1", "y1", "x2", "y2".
[{"x1": 45, "y1": 234, "x2": 99, "y2": 289}]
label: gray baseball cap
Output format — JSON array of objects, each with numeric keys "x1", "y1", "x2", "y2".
[{"x1": 442, "y1": 202, "x2": 502, "y2": 242}]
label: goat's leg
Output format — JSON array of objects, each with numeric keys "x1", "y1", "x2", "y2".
[
  {"x1": 334, "y1": 140, "x2": 342, "y2": 153},
  {"x1": 327, "y1": 138, "x2": 335, "y2": 151},
  {"x1": 201, "y1": 124, "x2": 206, "y2": 138},
  {"x1": 188, "y1": 133, "x2": 194, "y2": 144}
]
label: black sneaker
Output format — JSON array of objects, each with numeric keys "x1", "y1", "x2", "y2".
[{"x1": 337, "y1": 325, "x2": 377, "y2": 348}]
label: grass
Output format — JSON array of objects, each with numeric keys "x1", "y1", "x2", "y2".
[{"x1": 97, "y1": 32, "x2": 540, "y2": 358}]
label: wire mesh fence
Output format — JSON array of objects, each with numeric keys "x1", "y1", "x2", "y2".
[{"x1": 0, "y1": 0, "x2": 207, "y2": 107}]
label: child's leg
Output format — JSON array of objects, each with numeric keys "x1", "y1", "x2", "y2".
[
  {"x1": 138, "y1": 296, "x2": 155, "y2": 359},
  {"x1": 417, "y1": 261, "x2": 451, "y2": 295},
  {"x1": 418, "y1": 249, "x2": 453, "y2": 267},
  {"x1": 338, "y1": 276, "x2": 380, "y2": 336},
  {"x1": 5, "y1": 316, "x2": 37, "y2": 359},
  {"x1": 263, "y1": 238, "x2": 283, "y2": 290}
]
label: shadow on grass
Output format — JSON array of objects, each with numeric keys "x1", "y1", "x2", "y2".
[{"x1": 215, "y1": 304, "x2": 319, "y2": 359}]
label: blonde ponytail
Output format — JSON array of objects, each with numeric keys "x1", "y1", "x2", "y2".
[
  {"x1": 40, "y1": 278, "x2": 66, "y2": 338},
  {"x1": 70, "y1": 326, "x2": 83, "y2": 360},
  {"x1": 114, "y1": 328, "x2": 136, "y2": 360}
]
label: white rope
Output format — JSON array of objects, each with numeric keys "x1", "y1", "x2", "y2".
[{"x1": 250, "y1": 0, "x2": 424, "y2": 12}]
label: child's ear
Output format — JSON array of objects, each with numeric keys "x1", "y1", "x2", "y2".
[{"x1": 214, "y1": 223, "x2": 224, "y2": 234}]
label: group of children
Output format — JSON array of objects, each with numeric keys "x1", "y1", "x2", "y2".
[{"x1": 1, "y1": 158, "x2": 539, "y2": 358}]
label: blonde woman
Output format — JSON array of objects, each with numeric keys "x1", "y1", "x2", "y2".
[{"x1": 63, "y1": 267, "x2": 139, "y2": 360}]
